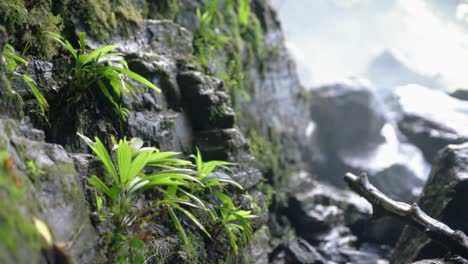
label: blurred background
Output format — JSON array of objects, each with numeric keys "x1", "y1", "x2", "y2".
[{"x1": 271, "y1": 0, "x2": 468, "y2": 93}]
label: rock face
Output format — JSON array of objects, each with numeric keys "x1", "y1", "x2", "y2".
[
  {"x1": 392, "y1": 143, "x2": 468, "y2": 263},
  {"x1": 0, "y1": 102, "x2": 99, "y2": 262},
  {"x1": 309, "y1": 79, "x2": 430, "y2": 202},
  {"x1": 276, "y1": 171, "x2": 391, "y2": 263},
  {"x1": 393, "y1": 85, "x2": 468, "y2": 162},
  {"x1": 367, "y1": 50, "x2": 444, "y2": 94},
  {"x1": 286, "y1": 171, "x2": 372, "y2": 239}
]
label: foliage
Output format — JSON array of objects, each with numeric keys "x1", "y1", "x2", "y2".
[
  {"x1": 80, "y1": 134, "x2": 257, "y2": 259},
  {"x1": 190, "y1": 149, "x2": 256, "y2": 255},
  {"x1": 48, "y1": 32, "x2": 159, "y2": 119},
  {"x1": 0, "y1": 0, "x2": 63, "y2": 58},
  {"x1": 2, "y1": 44, "x2": 48, "y2": 114},
  {"x1": 193, "y1": 0, "x2": 265, "y2": 105}
]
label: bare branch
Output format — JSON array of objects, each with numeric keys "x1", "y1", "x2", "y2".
[{"x1": 344, "y1": 172, "x2": 468, "y2": 259}]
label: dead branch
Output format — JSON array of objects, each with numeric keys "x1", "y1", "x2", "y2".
[{"x1": 344, "y1": 172, "x2": 468, "y2": 259}]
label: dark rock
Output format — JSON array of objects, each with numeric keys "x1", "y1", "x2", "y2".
[
  {"x1": 310, "y1": 79, "x2": 387, "y2": 150},
  {"x1": 127, "y1": 110, "x2": 193, "y2": 153},
  {"x1": 367, "y1": 50, "x2": 444, "y2": 93},
  {"x1": 392, "y1": 142, "x2": 468, "y2": 263},
  {"x1": 109, "y1": 20, "x2": 193, "y2": 58},
  {"x1": 286, "y1": 171, "x2": 372, "y2": 239},
  {"x1": 0, "y1": 118, "x2": 101, "y2": 263},
  {"x1": 309, "y1": 80, "x2": 429, "y2": 201},
  {"x1": 451, "y1": 89, "x2": 468, "y2": 101},
  {"x1": 270, "y1": 238, "x2": 326, "y2": 264},
  {"x1": 394, "y1": 85, "x2": 468, "y2": 162},
  {"x1": 177, "y1": 70, "x2": 235, "y2": 130}
]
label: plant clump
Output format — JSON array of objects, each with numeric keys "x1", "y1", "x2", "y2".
[{"x1": 79, "y1": 134, "x2": 257, "y2": 262}]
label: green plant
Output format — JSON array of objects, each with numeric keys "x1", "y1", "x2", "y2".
[
  {"x1": 190, "y1": 149, "x2": 256, "y2": 255},
  {"x1": 2, "y1": 44, "x2": 48, "y2": 114},
  {"x1": 78, "y1": 134, "x2": 198, "y2": 229},
  {"x1": 48, "y1": 32, "x2": 159, "y2": 119},
  {"x1": 81, "y1": 134, "x2": 257, "y2": 259}
]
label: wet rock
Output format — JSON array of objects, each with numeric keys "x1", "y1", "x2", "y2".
[
  {"x1": 411, "y1": 257, "x2": 468, "y2": 264},
  {"x1": 178, "y1": 70, "x2": 235, "y2": 130},
  {"x1": 309, "y1": 80, "x2": 430, "y2": 201},
  {"x1": 367, "y1": 50, "x2": 444, "y2": 93},
  {"x1": 394, "y1": 85, "x2": 468, "y2": 162},
  {"x1": 310, "y1": 79, "x2": 387, "y2": 150},
  {"x1": 109, "y1": 20, "x2": 193, "y2": 58},
  {"x1": 270, "y1": 238, "x2": 326, "y2": 264},
  {"x1": 392, "y1": 142, "x2": 468, "y2": 263},
  {"x1": 286, "y1": 171, "x2": 372, "y2": 239},
  {"x1": 0, "y1": 118, "x2": 101, "y2": 263},
  {"x1": 127, "y1": 110, "x2": 193, "y2": 152},
  {"x1": 451, "y1": 89, "x2": 468, "y2": 101}
]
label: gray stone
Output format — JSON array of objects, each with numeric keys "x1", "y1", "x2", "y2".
[
  {"x1": 392, "y1": 142, "x2": 468, "y2": 263},
  {"x1": 310, "y1": 79, "x2": 387, "y2": 150},
  {"x1": 270, "y1": 238, "x2": 326, "y2": 264},
  {"x1": 394, "y1": 85, "x2": 468, "y2": 162},
  {"x1": 309, "y1": 80, "x2": 430, "y2": 201},
  {"x1": 0, "y1": 118, "x2": 101, "y2": 263},
  {"x1": 286, "y1": 171, "x2": 372, "y2": 239}
]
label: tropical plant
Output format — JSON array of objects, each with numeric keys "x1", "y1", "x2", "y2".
[
  {"x1": 190, "y1": 148, "x2": 256, "y2": 254},
  {"x1": 2, "y1": 43, "x2": 48, "y2": 114},
  {"x1": 80, "y1": 134, "x2": 257, "y2": 258},
  {"x1": 48, "y1": 32, "x2": 159, "y2": 119},
  {"x1": 78, "y1": 134, "x2": 198, "y2": 230},
  {"x1": 212, "y1": 192, "x2": 256, "y2": 255}
]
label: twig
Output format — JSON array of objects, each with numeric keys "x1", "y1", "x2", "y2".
[{"x1": 344, "y1": 172, "x2": 468, "y2": 259}]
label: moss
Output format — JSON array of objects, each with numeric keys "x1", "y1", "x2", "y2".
[
  {"x1": 0, "y1": 151, "x2": 45, "y2": 263},
  {"x1": 0, "y1": 0, "x2": 64, "y2": 59},
  {"x1": 147, "y1": 0, "x2": 180, "y2": 20},
  {"x1": 177, "y1": 231, "x2": 206, "y2": 263}
]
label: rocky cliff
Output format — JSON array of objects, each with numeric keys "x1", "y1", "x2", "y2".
[{"x1": 0, "y1": 0, "x2": 309, "y2": 263}]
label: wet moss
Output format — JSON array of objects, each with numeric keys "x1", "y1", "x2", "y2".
[
  {"x1": 0, "y1": 0, "x2": 64, "y2": 59},
  {"x1": 0, "y1": 151, "x2": 45, "y2": 263}
]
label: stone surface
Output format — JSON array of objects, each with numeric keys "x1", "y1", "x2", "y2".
[
  {"x1": 451, "y1": 89, "x2": 468, "y2": 101},
  {"x1": 0, "y1": 117, "x2": 100, "y2": 263},
  {"x1": 411, "y1": 258, "x2": 468, "y2": 264},
  {"x1": 392, "y1": 143, "x2": 468, "y2": 263},
  {"x1": 393, "y1": 85, "x2": 468, "y2": 162},
  {"x1": 270, "y1": 238, "x2": 326, "y2": 264},
  {"x1": 286, "y1": 171, "x2": 372, "y2": 239},
  {"x1": 309, "y1": 80, "x2": 430, "y2": 201}
]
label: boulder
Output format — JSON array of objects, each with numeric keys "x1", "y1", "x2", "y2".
[
  {"x1": 393, "y1": 85, "x2": 468, "y2": 162},
  {"x1": 450, "y1": 89, "x2": 468, "y2": 101},
  {"x1": 284, "y1": 171, "x2": 392, "y2": 263},
  {"x1": 392, "y1": 142, "x2": 468, "y2": 263},
  {"x1": 309, "y1": 80, "x2": 430, "y2": 201},
  {"x1": 0, "y1": 118, "x2": 101, "y2": 263},
  {"x1": 286, "y1": 171, "x2": 372, "y2": 239},
  {"x1": 270, "y1": 238, "x2": 326, "y2": 264}
]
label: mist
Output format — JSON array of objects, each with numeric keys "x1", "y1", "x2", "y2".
[{"x1": 271, "y1": 0, "x2": 468, "y2": 91}]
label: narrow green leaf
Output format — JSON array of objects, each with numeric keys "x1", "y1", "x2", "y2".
[
  {"x1": 80, "y1": 45, "x2": 117, "y2": 65},
  {"x1": 172, "y1": 203, "x2": 211, "y2": 239},
  {"x1": 117, "y1": 139, "x2": 132, "y2": 184},
  {"x1": 110, "y1": 66, "x2": 160, "y2": 92},
  {"x1": 88, "y1": 176, "x2": 113, "y2": 199},
  {"x1": 167, "y1": 206, "x2": 188, "y2": 245}
]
